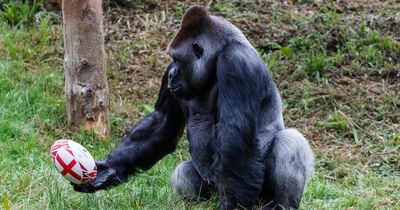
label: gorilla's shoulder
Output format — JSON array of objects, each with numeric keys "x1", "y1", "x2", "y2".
[{"x1": 217, "y1": 42, "x2": 266, "y2": 75}]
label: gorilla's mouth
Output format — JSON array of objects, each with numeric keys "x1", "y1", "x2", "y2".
[{"x1": 169, "y1": 85, "x2": 182, "y2": 92}]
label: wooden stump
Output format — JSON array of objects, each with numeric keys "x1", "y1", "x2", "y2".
[{"x1": 62, "y1": 0, "x2": 110, "y2": 138}]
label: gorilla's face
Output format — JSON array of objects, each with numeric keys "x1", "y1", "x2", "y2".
[
  {"x1": 167, "y1": 59, "x2": 191, "y2": 98},
  {"x1": 167, "y1": 39, "x2": 211, "y2": 99}
]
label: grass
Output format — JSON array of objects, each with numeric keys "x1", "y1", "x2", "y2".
[{"x1": 1, "y1": 0, "x2": 400, "y2": 209}]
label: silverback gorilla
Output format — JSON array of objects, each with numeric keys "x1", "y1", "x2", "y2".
[{"x1": 73, "y1": 6, "x2": 314, "y2": 210}]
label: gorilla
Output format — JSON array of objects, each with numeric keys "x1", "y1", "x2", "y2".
[{"x1": 73, "y1": 6, "x2": 314, "y2": 210}]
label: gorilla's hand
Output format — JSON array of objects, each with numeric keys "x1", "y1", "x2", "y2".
[{"x1": 71, "y1": 160, "x2": 125, "y2": 193}]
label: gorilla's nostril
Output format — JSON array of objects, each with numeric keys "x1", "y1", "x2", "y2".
[{"x1": 169, "y1": 66, "x2": 178, "y2": 78}]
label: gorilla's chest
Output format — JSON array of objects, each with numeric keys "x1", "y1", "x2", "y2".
[
  {"x1": 185, "y1": 90, "x2": 217, "y2": 182},
  {"x1": 187, "y1": 111, "x2": 216, "y2": 182}
]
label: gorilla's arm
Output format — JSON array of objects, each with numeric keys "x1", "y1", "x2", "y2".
[
  {"x1": 213, "y1": 44, "x2": 267, "y2": 209},
  {"x1": 73, "y1": 67, "x2": 187, "y2": 193}
]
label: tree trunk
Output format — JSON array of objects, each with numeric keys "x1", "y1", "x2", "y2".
[{"x1": 62, "y1": 0, "x2": 110, "y2": 138}]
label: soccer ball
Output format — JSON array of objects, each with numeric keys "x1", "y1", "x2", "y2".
[{"x1": 50, "y1": 139, "x2": 97, "y2": 184}]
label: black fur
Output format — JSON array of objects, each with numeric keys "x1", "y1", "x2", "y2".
[
  {"x1": 73, "y1": 6, "x2": 314, "y2": 210},
  {"x1": 212, "y1": 43, "x2": 267, "y2": 209},
  {"x1": 72, "y1": 64, "x2": 187, "y2": 192}
]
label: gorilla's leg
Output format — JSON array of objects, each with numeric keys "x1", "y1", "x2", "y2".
[
  {"x1": 171, "y1": 160, "x2": 213, "y2": 201},
  {"x1": 259, "y1": 129, "x2": 314, "y2": 210}
]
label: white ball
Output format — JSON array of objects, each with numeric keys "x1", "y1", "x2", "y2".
[{"x1": 50, "y1": 139, "x2": 97, "y2": 184}]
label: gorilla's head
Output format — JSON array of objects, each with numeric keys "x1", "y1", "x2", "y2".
[
  {"x1": 165, "y1": 6, "x2": 222, "y2": 99},
  {"x1": 165, "y1": 6, "x2": 252, "y2": 99}
]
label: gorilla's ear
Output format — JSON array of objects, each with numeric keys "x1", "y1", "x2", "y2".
[{"x1": 192, "y1": 42, "x2": 204, "y2": 58}]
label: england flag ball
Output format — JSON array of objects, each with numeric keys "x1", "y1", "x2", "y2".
[{"x1": 50, "y1": 139, "x2": 97, "y2": 184}]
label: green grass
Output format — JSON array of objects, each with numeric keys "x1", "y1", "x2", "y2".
[{"x1": 1, "y1": 1, "x2": 400, "y2": 209}]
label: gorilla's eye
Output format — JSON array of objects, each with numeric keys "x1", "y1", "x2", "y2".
[{"x1": 192, "y1": 42, "x2": 204, "y2": 58}]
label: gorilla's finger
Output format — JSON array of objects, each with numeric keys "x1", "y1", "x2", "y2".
[
  {"x1": 95, "y1": 160, "x2": 109, "y2": 170},
  {"x1": 92, "y1": 168, "x2": 125, "y2": 188},
  {"x1": 71, "y1": 182, "x2": 95, "y2": 193},
  {"x1": 74, "y1": 168, "x2": 122, "y2": 193}
]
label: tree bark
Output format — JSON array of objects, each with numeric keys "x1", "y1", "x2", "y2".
[{"x1": 62, "y1": 0, "x2": 110, "y2": 138}]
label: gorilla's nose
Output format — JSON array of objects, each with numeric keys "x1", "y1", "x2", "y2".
[
  {"x1": 168, "y1": 67, "x2": 178, "y2": 80},
  {"x1": 168, "y1": 67, "x2": 178, "y2": 89}
]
